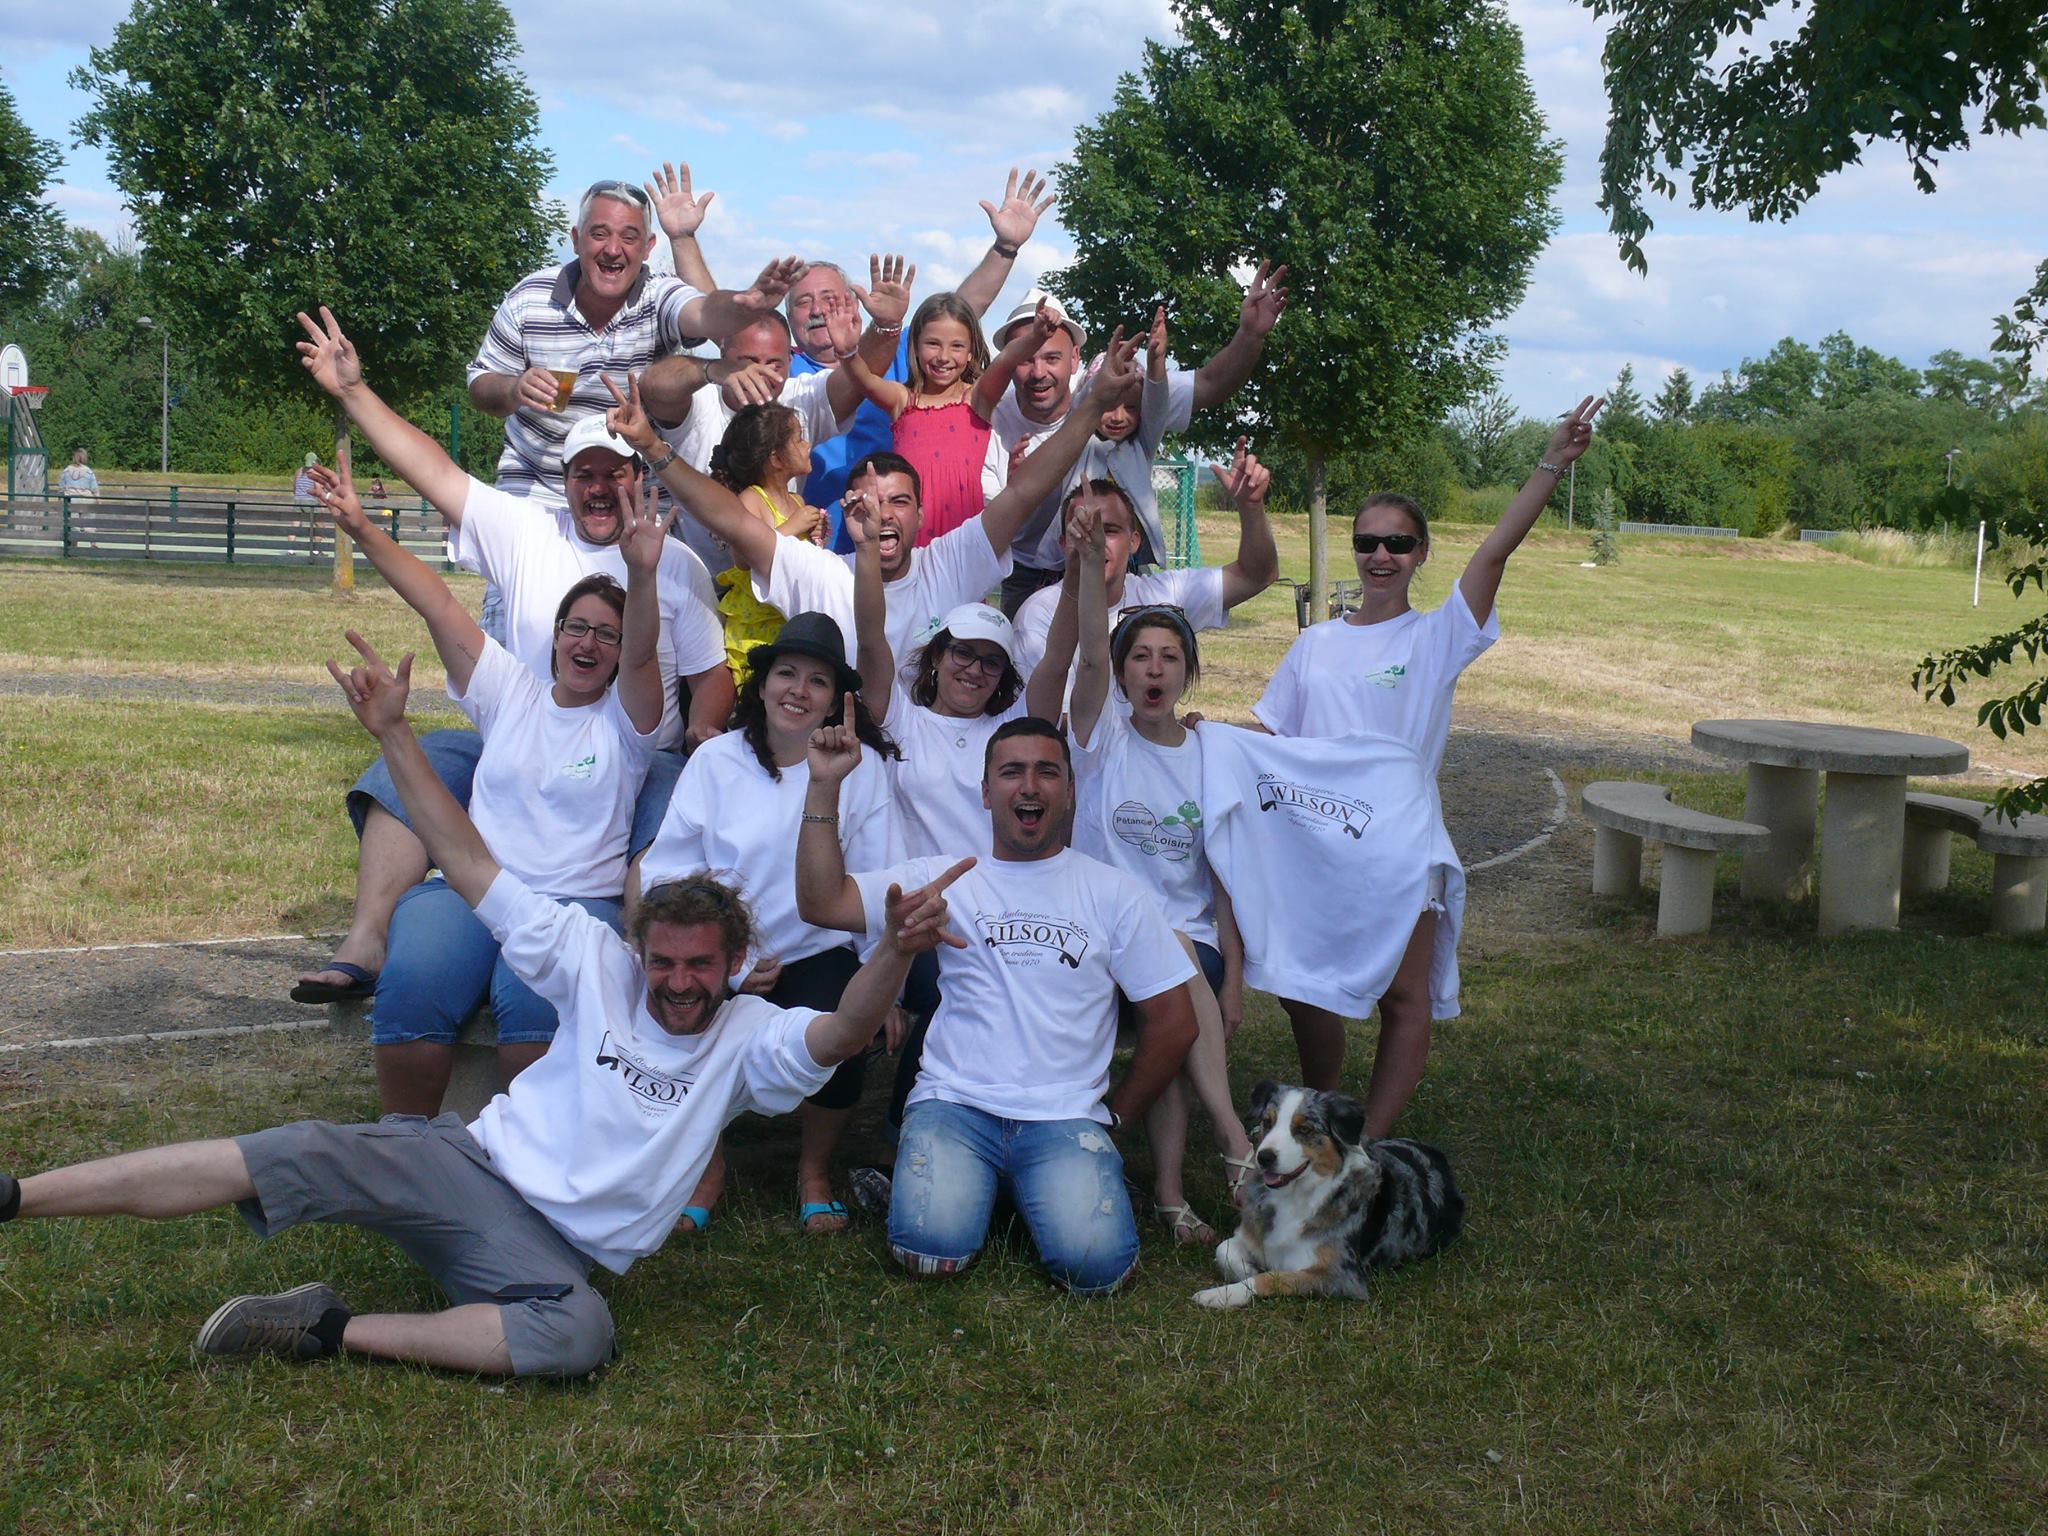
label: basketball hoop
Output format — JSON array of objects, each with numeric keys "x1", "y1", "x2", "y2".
[{"x1": 10, "y1": 386, "x2": 47, "y2": 412}]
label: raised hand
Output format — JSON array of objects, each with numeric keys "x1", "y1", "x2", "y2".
[
  {"x1": 1147, "y1": 306, "x2": 1168, "y2": 382},
  {"x1": 620, "y1": 486, "x2": 676, "y2": 573},
  {"x1": 1544, "y1": 395, "x2": 1605, "y2": 467},
  {"x1": 981, "y1": 167, "x2": 1055, "y2": 250},
  {"x1": 601, "y1": 372, "x2": 662, "y2": 457},
  {"x1": 326, "y1": 629, "x2": 413, "y2": 739},
  {"x1": 307, "y1": 463, "x2": 367, "y2": 538},
  {"x1": 885, "y1": 856, "x2": 976, "y2": 954},
  {"x1": 852, "y1": 253, "x2": 915, "y2": 332},
  {"x1": 645, "y1": 160, "x2": 714, "y2": 243},
  {"x1": 1093, "y1": 325, "x2": 1140, "y2": 410},
  {"x1": 1240, "y1": 260, "x2": 1290, "y2": 339},
  {"x1": 818, "y1": 288, "x2": 862, "y2": 358},
  {"x1": 1216, "y1": 437, "x2": 1270, "y2": 514},
  {"x1": 842, "y1": 473, "x2": 879, "y2": 549},
  {"x1": 294, "y1": 306, "x2": 363, "y2": 396},
  {"x1": 1065, "y1": 493, "x2": 1105, "y2": 562},
  {"x1": 737, "y1": 257, "x2": 809, "y2": 316},
  {"x1": 806, "y1": 694, "x2": 865, "y2": 784},
  {"x1": 1006, "y1": 436, "x2": 1033, "y2": 480}
]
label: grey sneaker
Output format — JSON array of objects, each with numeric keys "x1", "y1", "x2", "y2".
[
  {"x1": 848, "y1": 1165, "x2": 893, "y2": 1218},
  {"x1": 195, "y1": 1282, "x2": 343, "y2": 1360}
]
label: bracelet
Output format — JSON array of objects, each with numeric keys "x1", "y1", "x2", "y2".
[
  {"x1": 1105, "y1": 1107, "x2": 1124, "y2": 1133},
  {"x1": 870, "y1": 321, "x2": 903, "y2": 337},
  {"x1": 645, "y1": 448, "x2": 677, "y2": 476},
  {"x1": 1537, "y1": 460, "x2": 1565, "y2": 477},
  {"x1": 992, "y1": 239, "x2": 1021, "y2": 259},
  {"x1": 801, "y1": 812, "x2": 839, "y2": 826}
]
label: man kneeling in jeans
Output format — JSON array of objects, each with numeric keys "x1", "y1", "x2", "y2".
[
  {"x1": 797, "y1": 713, "x2": 1198, "y2": 1293},
  {"x1": 0, "y1": 633, "x2": 958, "y2": 1377}
]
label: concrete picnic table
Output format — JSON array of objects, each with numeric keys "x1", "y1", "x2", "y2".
[{"x1": 1689, "y1": 719, "x2": 1970, "y2": 935}]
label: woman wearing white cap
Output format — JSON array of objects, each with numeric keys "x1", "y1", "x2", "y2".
[{"x1": 1027, "y1": 496, "x2": 1255, "y2": 1246}]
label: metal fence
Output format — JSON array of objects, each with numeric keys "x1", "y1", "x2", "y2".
[
  {"x1": 1798, "y1": 528, "x2": 1844, "y2": 543},
  {"x1": 0, "y1": 493, "x2": 449, "y2": 567},
  {"x1": 1616, "y1": 521, "x2": 1740, "y2": 539},
  {"x1": 1151, "y1": 453, "x2": 1202, "y2": 568}
]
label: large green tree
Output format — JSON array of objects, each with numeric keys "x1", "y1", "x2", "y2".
[
  {"x1": 73, "y1": 0, "x2": 558, "y2": 576},
  {"x1": 0, "y1": 80, "x2": 67, "y2": 315},
  {"x1": 1052, "y1": 0, "x2": 1560, "y2": 610}
]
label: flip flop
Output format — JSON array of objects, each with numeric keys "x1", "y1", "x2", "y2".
[
  {"x1": 798, "y1": 1200, "x2": 850, "y2": 1235},
  {"x1": 290, "y1": 961, "x2": 377, "y2": 1006}
]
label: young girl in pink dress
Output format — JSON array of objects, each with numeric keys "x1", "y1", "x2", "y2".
[{"x1": 842, "y1": 293, "x2": 1002, "y2": 546}]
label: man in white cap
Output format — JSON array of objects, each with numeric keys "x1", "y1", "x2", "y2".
[
  {"x1": 982, "y1": 263, "x2": 1290, "y2": 615},
  {"x1": 290, "y1": 307, "x2": 733, "y2": 1019}
]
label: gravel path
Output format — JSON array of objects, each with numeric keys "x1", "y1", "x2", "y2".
[
  {"x1": 0, "y1": 670, "x2": 341, "y2": 709},
  {"x1": 0, "y1": 710, "x2": 1720, "y2": 1051}
]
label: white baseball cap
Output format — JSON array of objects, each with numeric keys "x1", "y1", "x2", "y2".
[
  {"x1": 991, "y1": 287, "x2": 1086, "y2": 352},
  {"x1": 560, "y1": 414, "x2": 639, "y2": 470},
  {"x1": 932, "y1": 601, "x2": 1016, "y2": 660}
]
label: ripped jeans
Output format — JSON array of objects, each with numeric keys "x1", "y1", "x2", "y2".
[{"x1": 889, "y1": 1099, "x2": 1139, "y2": 1295}]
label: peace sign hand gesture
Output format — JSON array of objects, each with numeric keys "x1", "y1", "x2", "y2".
[
  {"x1": 601, "y1": 372, "x2": 663, "y2": 458},
  {"x1": 1543, "y1": 396, "x2": 1605, "y2": 468},
  {"x1": 1240, "y1": 261, "x2": 1290, "y2": 339}
]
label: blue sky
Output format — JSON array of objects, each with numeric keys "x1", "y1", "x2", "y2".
[{"x1": 5, "y1": 0, "x2": 2044, "y2": 419}]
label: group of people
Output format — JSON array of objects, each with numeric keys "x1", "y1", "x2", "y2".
[{"x1": 0, "y1": 167, "x2": 1604, "y2": 1379}]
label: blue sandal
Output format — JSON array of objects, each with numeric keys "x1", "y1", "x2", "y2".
[
  {"x1": 679, "y1": 1206, "x2": 712, "y2": 1234},
  {"x1": 798, "y1": 1200, "x2": 849, "y2": 1234}
]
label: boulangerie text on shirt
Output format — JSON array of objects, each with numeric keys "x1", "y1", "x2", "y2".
[{"x1": 1198, "y1": 724, "x2": 1467, "y2": 1019}]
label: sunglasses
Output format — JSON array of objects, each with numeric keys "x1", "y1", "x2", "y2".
[
  {"x1": 1352, "y1": 533, "x2": 1421, "y2": 555},
  {"x1": 582, "y1": 178, "x2": 651, "y2": 210},
  {"x1": 1116, "y1": 602, "x2": 1188, "y2": 621},
  {"x1": 557, "y1": 616, "x2": 623, "y2": 647}
]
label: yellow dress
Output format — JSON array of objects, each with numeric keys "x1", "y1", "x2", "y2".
[{"x1": 716, "y1": 485, "x2": 797, "y2": 685}]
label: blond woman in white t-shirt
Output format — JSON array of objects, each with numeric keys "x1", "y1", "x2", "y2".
[
  {"x1": 1029, "y1": 489, "x2": 1256, "y2": 1246},
  {"x1": 305, "y1": 460, "x2": 667, "y2": 1117},
  {"x1": 1252, "y1": 396, "x2": 1605, "y2": 1137}
]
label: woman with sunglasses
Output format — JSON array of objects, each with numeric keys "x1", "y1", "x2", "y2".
[
  {"x1": 1252, "y1": 396, "x2": 1605, "y2": 1137},
  {"x1": 305, "y1": 460, "x2": 667, "y2": 1116},
  {"x1": 1028, "y1": 496, "x2": 1257, "y2": 1246}
]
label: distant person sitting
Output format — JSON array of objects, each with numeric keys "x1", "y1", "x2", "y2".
[{"x1": 57, "y1": 448, "x2": 99, "y2": 500}]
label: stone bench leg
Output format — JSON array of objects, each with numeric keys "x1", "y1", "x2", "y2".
[
  {"x1": 1741, "y1": 764, "x2": 1818, "y2": 901},
  {"x1": 1656, "y1": 845, "x2": 1718, "y2": 936},
  {"x1": 443, "y1": 1035, "x2": 503, "y2": 1119},
  {"x1": 1901, "y1": 821, "x2": 1954, "y2": 897},
  {"x1": 1989, "y1": 854, "x2": 2048, "y2": 935},
  {"x1": 1818, "y1": 771, "x2": 1906, "y2": 936},
  {"x1": 1592, "y1": 826, "x2": 1643, "y2": 896}
]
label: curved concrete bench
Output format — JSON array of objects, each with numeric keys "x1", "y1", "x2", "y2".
[
  {"x1": 1582, "y1": 781, "x2": 1771, "y2": 936},
  {"x1": 326, "y1": 996, "x2": 502, "y2": 1118},
  {"x1": 1903, "y1": 792, "x2": 2048, "y2": 934}
]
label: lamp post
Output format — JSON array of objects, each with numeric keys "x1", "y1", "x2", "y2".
[
  {"x1": 135, "y1": 316, "x2": 169, "y2": 475},
  {"x1": 1944, "y1": 447, "x2": 1961, "y2": 488}
]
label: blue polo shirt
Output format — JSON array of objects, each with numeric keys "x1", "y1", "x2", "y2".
[{"x1": 791, "y1": 335, "x2": 910, "y2": 551}]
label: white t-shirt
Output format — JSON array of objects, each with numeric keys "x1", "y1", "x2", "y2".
[
  {"x1": 639, "y1": 731, "x2": 905, "y2": 963},
  {"x1": 447, "y1": 477, "x2": 724, "y2": 751},
  {"x1": 1070, "y1": 709, "x2": 1216, "y2": 945},
  {"x1": 1252, "y1": 585, "x2": 1498, "y2": 777},
  {"x1": 757, "y1": 523, "x2": 1009, "y2": 676},
  {"x1": 852, "y1": 848, "x2": 1196, "y2": 1123},
  {"x1": 881, "y1": 688, "x2": 1026, "y2": 860},
  {"x1": 1198, "y1": 724, "x2": 1466, "y2": 1020},
  {"x1": 448, "y1": 638, "x2": 657, "y2": 899},
  {"x1": 468, "y1": 872, "x2": 834, "y2": 1274},
  {"x1": 1012, "y1": 563, "x2": 1229, "y2": 711},
  {"x1": 660, "y1": 369, "x2": 853, "y2": 575},
  {"x1": 990, "y1": 368, "x2": 1195, "y2": 569}
]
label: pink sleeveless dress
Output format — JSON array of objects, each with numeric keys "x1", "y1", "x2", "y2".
[{"x1": 892, "y1": 399, "x2": 993, "y2": 547}]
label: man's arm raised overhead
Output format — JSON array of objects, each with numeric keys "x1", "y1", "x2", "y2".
[{"x1": 602, "y1": 373, "x2": 779, "y2": 575}]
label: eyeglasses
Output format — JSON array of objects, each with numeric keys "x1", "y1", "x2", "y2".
[
  {"x1": 582, "y1": 178, "x2": 650, "y2": 211},
  {"x1": 557, "y1": 617, "x2": 623, "y2": 647},
  {"x1": 1352, "y1": 533, "x2": 1421, "y2": 555},
  {"x1": 945, "y1": 642, "x2": 1008, "y2": 678}
]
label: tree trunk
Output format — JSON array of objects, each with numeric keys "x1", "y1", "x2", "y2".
[
  {"x1": 1307, "y1": 445, "x2": 1328, "y2": 623},
  {"x1": 331, "y1": 405, "x2": 354, "y2": 592}
]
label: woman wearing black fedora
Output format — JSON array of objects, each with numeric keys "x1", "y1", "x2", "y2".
[{"x1": 637, "y1": 613, "x2": 905, "y2": 1233}]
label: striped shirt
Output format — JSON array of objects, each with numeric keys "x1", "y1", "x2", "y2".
[{"x1": 469, "y1": 260, "x2": 706, "y2": 499}]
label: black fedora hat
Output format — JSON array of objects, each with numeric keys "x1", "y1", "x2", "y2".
[{"x1": 747, "y1": 611, "x2": 863, "y2": 698}]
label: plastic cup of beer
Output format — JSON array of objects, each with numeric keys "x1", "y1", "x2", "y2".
[{"x1": 548, "y1": 369, "x2": 578, "y2": 411}]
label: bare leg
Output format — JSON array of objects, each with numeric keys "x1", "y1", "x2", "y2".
[
  {"x1": 496, "y1": 1041, "x2": 548, "y2": 1087},
  {"x1": 797, "y1": 1102, "x2": 851, "y2": 1233},
  {"x1": 681, "y1": 1140, "x2": 726, "y2": 1231},
  {"x1": 374, "y1": 1041, "x2": 454, "y2": 1117},
  {"x1": 19, "y1": 1139, "x2": 254, "y2": 1218},
  {"x1": 342, "y1": 1304, "x2": 514, "y2": 1375},
  {"x1": 1359, "y1": 911, "x2": 1437, "y2": 1139},
  {"x1": 1282, "y1": 998, "x2": 1348, "y2": 1091},
  {"x1": 1148, "y1": 934, "x2": 1251, "y2": 1237},
  {"x1": 300, "y1": 806, "x2": 427, "y2": 987}
]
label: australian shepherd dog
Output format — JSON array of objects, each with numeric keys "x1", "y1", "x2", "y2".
[{"x1": 1194, "y1": 1080, "x2": 1464, "y2": 1309}]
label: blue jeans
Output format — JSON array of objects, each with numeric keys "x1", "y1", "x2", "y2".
[
  {"x1": 372, "y1": 881, "x2": 623, "y2": 1046},
  {"x1": 889, "y1": 1099, "x2": 1139, "y2": 1296}
]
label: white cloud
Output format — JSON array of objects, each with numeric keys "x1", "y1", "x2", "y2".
[{"x1": 608, "y1": 132, "x2": 652, "y2": 160}]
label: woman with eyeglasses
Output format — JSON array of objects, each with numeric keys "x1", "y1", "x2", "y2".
[
  {"x1": 305, "y1": 461, "x2": 667, "y2": 1116},
  {"x1": 1251, "y1": 396, "x2": 1605, "y2": 1137},
  {"x1": 1026, "y1": 495, "x2": 1257, "y2": 1247}
]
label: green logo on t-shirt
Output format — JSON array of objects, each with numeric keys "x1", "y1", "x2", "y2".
[
  {"x1": 1113, "y1": 799, "x2": 1199, "y2": 862},
  {"x1": 1362, "y1": 665, "x2": 1406, "y2": 690}
]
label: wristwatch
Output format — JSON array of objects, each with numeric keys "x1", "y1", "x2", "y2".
[{"x1": 646, "y1": 448, "x2": 678, "y2": 475}]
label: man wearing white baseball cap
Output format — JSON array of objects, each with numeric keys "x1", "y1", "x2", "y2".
[{"x1": 291, "y1": 308, "x2": 733, "y2": 1031}]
